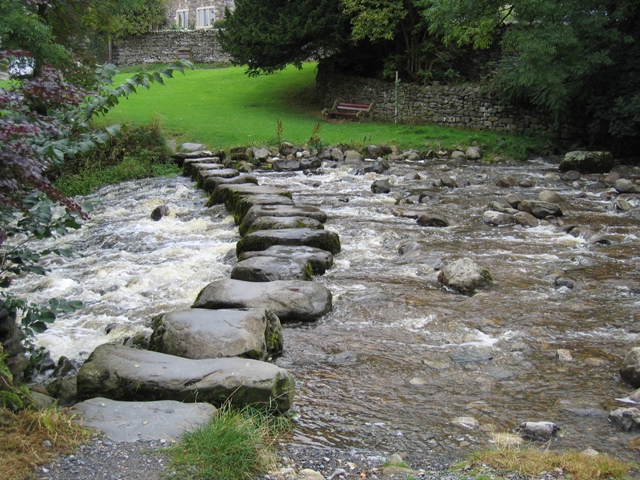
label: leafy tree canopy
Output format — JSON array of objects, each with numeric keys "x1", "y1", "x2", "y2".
[{"x1": 218, "y1": 0, "x2": 350, "y2": 76}]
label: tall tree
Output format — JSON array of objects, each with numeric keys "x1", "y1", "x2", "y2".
[
  {"x1": 422, "y1": 0, "x2": 640, "y2": 151},
  {"x1": 218, "y1": 0, "x2": 350, "y2": 76}
]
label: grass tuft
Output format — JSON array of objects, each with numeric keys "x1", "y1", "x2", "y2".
[
  {"x1": 164, "y1": 404, "x2": 292, "y2": 480},
  {"x1": 0, "y1": 407, "x2": 92, "y2": 480},
  {"x1": 458, "y1": 445, "x2": 638, "y2": 480}
]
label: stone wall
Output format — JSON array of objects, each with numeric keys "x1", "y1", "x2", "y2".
[
  {"x1": 318, "y1": 72, "x2": 583, "y2": 141},
  {"x1": 113, "y1": 30, "x2": 230, "y2": 66}
]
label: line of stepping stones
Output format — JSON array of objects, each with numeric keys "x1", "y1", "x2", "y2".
[{"x1": 71, "y1": 149, "x2": 341, "y2": 442}]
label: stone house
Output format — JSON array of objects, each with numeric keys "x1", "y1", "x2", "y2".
[{"x1": 165, "y1": 0, "x2": 235, "y2": 30}]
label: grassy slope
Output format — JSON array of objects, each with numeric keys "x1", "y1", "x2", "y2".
[{"x1": 96, "y1": 64, "x2": 545, "y2": 157}]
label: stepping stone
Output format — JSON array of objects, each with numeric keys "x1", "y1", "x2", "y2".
[
  {"x1": 231, "y1": 256, "x2": 312, "y2": 282},
  {"x1": 197, "y1": 168, "x2": 239, "y2": 188},
  {"x1": 193, "y1": 278, "x2": 332, "y2": 322},
  {"x1": 239, "y1": 245, "x2": 333, "y2": 275},
  {"x1": 232, "y1": 194, "x2": 295, "y2": 222},
  {"x1": 207, "y1": 184, "x2": 291, "y2": 208},
  {"x1": 203, "y1": 175, "x2": 258, "y2": 193},
  {"x1": 172, "y1": 151, "x2": 214, "y2": 167},
  {"x1": 72, "y1": 397, "x2": 217, "y2": 443},
  {"x1": 77, "y1": 344, "x2": 295, "y2": 412},
  {"x1": 189, "y1": 163, "x2": 225, "y2": 181},
  {"x1": 237, "y1": 228, "x2": 341, "y2": 256},
  {"x1": 149, "y1": 308, "x2": 283, "y2": 361},
  {"x1": 239, "y1": 205, "x2": 328, "y2": 236},
  {"x1": 242, "y1": 215, "x2": 324, "y2": 236},
  {"x1": 182, "y1": 158, "x2": 221, "y2": 177}
]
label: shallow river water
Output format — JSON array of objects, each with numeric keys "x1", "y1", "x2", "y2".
[{"x1": 8, "y1": 157, "x2": 640, "y2": 463}]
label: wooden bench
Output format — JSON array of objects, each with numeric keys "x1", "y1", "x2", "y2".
[{"x1": 322, "y1": 101, "x2": 374, "y2": 122}]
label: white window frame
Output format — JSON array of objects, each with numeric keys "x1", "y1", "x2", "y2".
[
  {"x1": 196, "y1": 6, "x2": 215, "y2": 29},
  {"x1": 176, "y1": 9, "x2": 189, "y2": 29}
]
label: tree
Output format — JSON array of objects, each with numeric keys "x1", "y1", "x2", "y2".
[
  {"x1": 422, "y1": 0, "x2": 640, "y2": 152},
  {"x1": 218, "y1": 0, "x2": 350, "y2": 76}
]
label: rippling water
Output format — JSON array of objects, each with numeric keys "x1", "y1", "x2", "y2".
[{"x1": 7, "y1": 159, "x2": 640, "y2": 463}]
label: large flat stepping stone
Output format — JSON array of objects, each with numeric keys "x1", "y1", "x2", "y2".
[
  {"x1": 193, "y1": 279, "x2": 332, "y2": 322},
  {"x1": 233, "y1": 194, "x2": 295, "y2": 222},
  {"x1": 241, "y1": 216, "x2": 324, "y2": 236},
  {"x1": 183, "y1": 158, "x2": 221, "y2": 177},
  {"x1": 239, "y1": 205, "x2": 328, "y2": 236},
  {"x1": 237, "y1": 228, "x2": 341, "y2": 256},
  {"x1": 203, "y1": 174, "x2": 258, "y2": 193},
  {"x1": 77, "y1": 344, "x2": 294, "y2": 412},
  {"x1": 190, "y1": 163, "x2": 226, "y2": 181},
  {"x1": 231, "y1": 256, "x2": 312, "y2": 282},
  {"x1": 207, "y1": 184, "x2": 291, "y2": 208},
  {"x1": 149, "y1": 308, "x2": 283, "y2": 361},
  {"x1": 197, "y1": 168, "x2": 239, "y2": 188},
  {"x1": 72, "y1": 397, "x2": 217, "y2": 443},
  {"x1": 239, "y1": 245, "x2": 333, "y2": 275},
  {"x1": 172, "y1": 151, "x2": 214, "y2": 167}
]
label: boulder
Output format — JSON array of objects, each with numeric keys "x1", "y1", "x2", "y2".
[
  {"x1": 517, "y1": 421, "x2": 559, "y2": 441},
  {"x1": 242, "y1": 216, "x2": 324, "y2": 236},
  {"x1": 559, "y1": 151, "x2": 614, "y2": 173},
  {"x1": 371, "y1": 179, "x2": 392, "y2": 194},
  {"x1": 237, "y1": 228, "x2": 341, "y2": 256},
  {"x1": 496, "y1": 176, "x2": 517, "y2": 187},
  {"x1": 614, "y1": 178, "x2": 640, "y2": 194},
  {"x1": 538, "y1": 190, "x2": 562, "y2": 204},
  {"x1": 179, "y1": 142, "x2": 207, "y2": 152},
  {"x1": 252, "y1": 147, "x2": 271, "y2": 161},
  {"x1": 272, "y1": 160, "x2": 301, "y2": 171},
  {"x1": 193, "y1": 279, "x2": 332, "y2": 323},
  {"x1": 620, "y1": 347, "x2": 640, "y2": 388},
  {"x1": 72, "y1": 397, "x2": 217, "y2": 442},
  {"x1": 438, "y1": 257, "x2": 492, "y2": 296},
  {"x1": 529, "y1": 201, "x2": 563, "y2": 219},
  {"x1": 231, "y1": 256, "x2": 313, "y2": 282},
  {"x1": 465, "y1": 146, "x2": 482, "y2": 160},
  {"x1": 77, "y1": 344, "x2": 295, "y2": 411},
  {"x1": 450, "y1": 150, "x2": 466, "y2": 160},
  {"x1": 150, "y1": 205, "x2": 169, "y2": 221},
  {"x1": 239, "y1": 245, "x2": 333, "y2": 275},
  {"x1": 202, "y1": 174, "x2": 258, "y2": 194},
  {"x1": 482, "y1": 211, "x2": 514, "y2": 226},
  {"x1": 608, "y1": 408, "x2": 640, "y2": 431},
  {"x1": 239, "y1": 205, "x2": 328, "y2": 237},
  {"x1": 344, "y1": 150, "x2": 363, "y2": 163},
  {"x1": 417, "y1": 214, "x2": 449, "y2": 227},
  {"x1": 280, "y1": 142, "x2": 297, "y2": 157},
  {"x1": 514, "y1": 212, "x2": 539, "y2": 228},
  {"x1": 330, "y1": 148, "x2": 344, "y2": 162},
  {"x1": 149, "y1": 308, "x2": 283, "y2": 361},
  {"x1": 505, "y1": 194, "x2": 521, "y2": 208}
]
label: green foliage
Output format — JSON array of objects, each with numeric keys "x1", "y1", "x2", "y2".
[
  {"x1": 165, "y1": 405, "x2": 292, "y2": 480},
  {"x1": 218, "y1": 0, "x2": 350, "y2": 76},
  {"x1": 55, "y1": 122, "x2": 177, "y2": 196},
  {"x1": 423, "y1": 0, "x2": 640, "y2": 153}
]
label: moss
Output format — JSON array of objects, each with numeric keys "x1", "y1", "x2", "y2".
[{"x1": 303, "y1": 261, "x2": 314, "y2": 280}]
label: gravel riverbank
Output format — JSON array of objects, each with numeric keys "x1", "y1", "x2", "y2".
[{"x1": 31, "y1": 437, "x2": 580, "y2": 480}]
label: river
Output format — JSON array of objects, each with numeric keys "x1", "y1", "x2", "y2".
[{"x1": 7, "y1": 156, "x2": 640, "y2": 463}]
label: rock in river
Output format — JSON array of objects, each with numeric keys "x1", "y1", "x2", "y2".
[
  {"x1": 438, "y1": 257, "x2": 492, "y2": 296},
  {"x1": 77, "y1": 344, "x2": 294, "y2": 412},
  {"x1": 236, "y1": 228, "x2": 341, "y2": 256},
  {"x1": 193, "y1": 278, "x2": 332, "y2": 323},
  {"x1": 149, "y1": 308, "x2": 283, "y2": 361}
]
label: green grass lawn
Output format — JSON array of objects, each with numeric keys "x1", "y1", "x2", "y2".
[{"x1": 96, "y1": 63, "x2": 547, "y2": 159}]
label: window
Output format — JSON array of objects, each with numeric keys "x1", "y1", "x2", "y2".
[
  {"x1": 196, "y1": 7, "x2": 215, "y2": 29},
  {"x1": 176, "y1": 9, "x2": 189, "y2": 29}
]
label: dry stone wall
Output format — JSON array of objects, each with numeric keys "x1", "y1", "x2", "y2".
[
  {"x1": 318, "y1": 73, "x2": 584, "y2": 141},
  {"x1": 113, "y1": 30, "x2": 230, "y2": 66}
]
